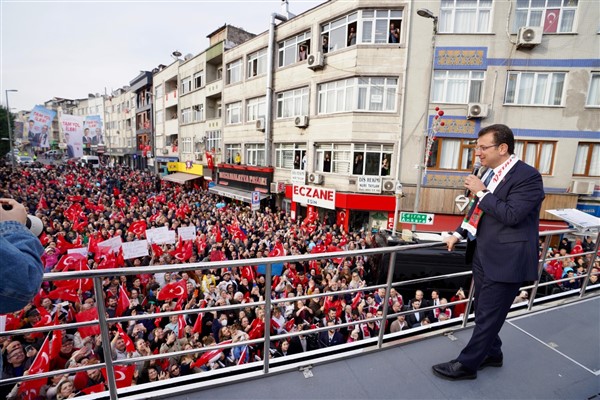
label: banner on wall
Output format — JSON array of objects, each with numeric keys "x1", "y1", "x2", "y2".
[
  {"x1": 59, "y1": 114, "x2": 85, "y2": 158},
  {"x1": 84, "y1": 115, "x2": 104, "y2": 145},
  {"x1": 27, "y1": 105, "x2": 56, "y2": 149}
]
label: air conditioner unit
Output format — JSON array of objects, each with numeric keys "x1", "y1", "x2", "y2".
[
  {"x1": 382, "y1": 179, "x2": 396, "y2": 192},
  {"x1": 570, "y1": 180, "x2": 596, "y2": 195},
  {"x1": 162, "y1": 148, "x2": 168, "y2": 155},
  {"x1": 256, "y1": 117, "x2": 266, "y2": 132},
  {"x1": 270, "y1": 182, "x2": 282, "y2": 194},
  {"x1": 294, "y1": 115, "x2": 309, "y2": 128},
  {"x1": 467, "y1": 103, "x2": 489, "y2": 119},
  {"x1": 308, "y1": 172, "x2": 324, "y2": 185},
  {"x1": 307, "y1": 52, "x2": 325, "y2": 70},
  {"x1": 517, "y1": 26, "x2": 543, "y2": 49}
]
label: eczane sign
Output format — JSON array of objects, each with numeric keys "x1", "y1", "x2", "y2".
[{"x1": 292, "y1": 184, "x2": 336, "y2": 210}]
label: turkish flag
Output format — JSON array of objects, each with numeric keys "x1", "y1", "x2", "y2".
[
  {"x1": 116, "y1": 323, "x2": 135, "y2": 352},
  {"x1": 66, "y1": 195, "x2": 83, "y2": 203},
  {"x1": 284, "y1": 318, "x2": 295, "y2": 332},
  {"x1": 81, "y1": 383, "x2": 106, "y2": 395},
  {"x1": 18, "y1": 334, "x2": 51, "y2": 400},
  {"x1": 336, "y1": 209, "x2": 347, "y2": 226},
  {"x1": 192, "y1": 340, "x2": 232, "y2": 368},
  {"x1": 327, "y1": 245, "x2": 345, "y2": 265},
  {"x1": 237, "y1": 345, "x2": 249, "y2": 365},
  {"x1": 128, "y1": 220, "x2": 147, "y2": 237},
  {"x1": 351, "y1": 292, "x2": 363, "y2": 309},
  {"x1": 39, "y1": 232, "x2": 50, "y2": 246},
  {"x1": 543, "y1": 9, "x2": 560, "y2": 33},
  {"x1": 32, "y1": 306, "x2": 53, "y2": 329},
  {"x1": 241, "y1": 265, "x2": 255, "y2": 282},
  {"x1": 196, "y1": 236, "x2": 207, "y2": 255},
  {"x1": 87, "y1": 233, "x2": 100, "y2": 255},
  {"x1": 48, "y1": 283, "x2": 80, "y2": 304},
  {"x1": 212, "y1": 224, "x2": 222, "y2": 243},
  {"x1": 115, "y1": 247, "x2": 125, "y2": 268},
  {"x1": 102, "y1": 365, "x2": 135, "y2": 389},
  {"x1": 170, "y1": 240, "x2": 193, "y2": 262},
  {"x1": 115, "y1": 198, "x2": 126, "y2": 208},
  {"x1": 54, "y1": 253, "x2": 86, "y2": 272},
  {"x1": 192, "y1": 301, "x2": 207, "y2": 334},
  {"x1": 56, "y1": 234, "x2": 79, "y2": 254},
  {"x1": 205, "y1": 152, "x2": 214, "y2": 169},
  {"x1": 49, "y1": 314, "x2": 62, "y2": 359},
  {"x1": 156, "y1": 194, "x2": 166, "y2": 204},
  {"x1": 269, "y1": 242, "x2": 285, "y2": 258},
  {"x1": 177, "y1": 314, "x2": 187, "y2": 339},
  {"x1": 37, "y1": 195, "x2": 48, "y2": 210},
  {"x1": 76, "y1": 307, "x2": 101, "y2": 338},
  {"x1": 247, "y1": 318, "x2": 265, "y2": 340},
  {"x1": 130, "y1": 196, "x2": 139, "y2": 206},
  {"x1": 157, "y1": 279, "x2": 188, "y2": 301},
  {"x1": 97, "y1": 249, "x2": 117, "y2": 270},
  {"x1": 151, "y1": 243, "x2": 164, "y2": 257},
  {"x1": 116, "y1": 285, "x2": 131, "y2": 317}
]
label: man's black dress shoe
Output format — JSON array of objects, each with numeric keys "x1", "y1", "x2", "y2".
[
  {"x1": 432, "y1": 361, "x2": 477, "y2": 381},
  {"x1": 478, "y1": 355, "x2": 503, "y2": 370}
]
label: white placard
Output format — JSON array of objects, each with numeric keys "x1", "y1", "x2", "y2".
[
  {"x1": 68, "y1": 247, "x2": 89, "y2": 256},
  {"x1": 146, "y1": 227, "x2": 176, "y2": 244},
  {"x1": 546, "y1": 209, "x2": 600, "y2": 230},
  {"x1": 122, "y1": 239, "x2": 149, "y2": 260},
  {"x1": 357, "y1": 176, "x2": 382, "y2": 194},
  {"x1": 290, "y1": 169, "x2": 306, "y2": 185},
  {"x1": 178, "y1": 226, "x2": 196, "y2": 241},
  {"x1": 98, "y1": 236, "x2": 123, "y2": 252},
  {"x1": 292, "y1": 184, "x2": 336, "y2": 210}
]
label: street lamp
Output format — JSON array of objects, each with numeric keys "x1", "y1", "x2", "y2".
[
  {"x1": 412, "y1": 9, "x2": 438, "y2": 231},
  {"x1": 5, "y1": 89, "x2": 18, "y2": 169}
]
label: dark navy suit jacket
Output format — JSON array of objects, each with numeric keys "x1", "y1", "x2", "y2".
[{"x1": 457, "y1": 160, "x2": 545, "y2": 283}]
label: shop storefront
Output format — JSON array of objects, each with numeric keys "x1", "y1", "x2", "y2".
[
  {"x1": 164, "y1": 161, "x2": 205, "y2": 189},
  {"x1": 208, "y1": 164, "x2": 273, "y2": 206}
]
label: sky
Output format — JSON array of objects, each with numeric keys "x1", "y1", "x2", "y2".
[{"x1": 1, "y1": 0, "x2": 323, "y2": 112}]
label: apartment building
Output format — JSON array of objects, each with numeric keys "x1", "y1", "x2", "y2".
[
  {"x1": 130, "y1": 71, "x2": 153, "y2": 170},
  {"x1": 104, "y1": 87, "x2": 136, "y2": 167},
  {"x1": 212, "y1": 0, "x2": 598, "y2": 232}
]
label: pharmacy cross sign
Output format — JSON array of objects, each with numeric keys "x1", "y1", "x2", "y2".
[{"x1": 400, "y1": 212, "x2": 435, "y2": 225}]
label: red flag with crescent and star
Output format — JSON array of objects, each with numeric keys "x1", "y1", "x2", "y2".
[
  {"x1": 18, "y1": 334, "x2": 51, "y2": 400},
  {"x1": 157, "y1": 279, "x2": 188, "y2": 301}
]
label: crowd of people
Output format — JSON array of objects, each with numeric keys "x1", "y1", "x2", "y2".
[{"x1": 0, "y1": 159, "x2": 597, "y2": 398}]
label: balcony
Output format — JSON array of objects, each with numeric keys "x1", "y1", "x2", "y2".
[
  {"x1": 206, "y1": 116, "x2": 221, "y2": 131},
  {"x1": 205, "y1": 79, "x2": 222, "y2": 99},
  {"x1": 165, "y1": 118, "x2": 178, "y2": 137},
  {"x1": 164, "y1": 89, "x2": 178, "y2": 108}
]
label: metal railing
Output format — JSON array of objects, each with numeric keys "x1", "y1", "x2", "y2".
[{"x1": 1, "y1": 228, "x2": 598, "y2": 400}]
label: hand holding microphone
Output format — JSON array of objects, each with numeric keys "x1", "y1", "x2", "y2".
[
  {"x1": 0, "y1": 198, "x2": 44, "y2": 237},
  {"x1": 464, "y1": 161, "x2": 487, "y2": 197}
]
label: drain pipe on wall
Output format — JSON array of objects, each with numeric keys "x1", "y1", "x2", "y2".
[{"x1": 265, "y1": 12, "x2": 288, "y2": 166}]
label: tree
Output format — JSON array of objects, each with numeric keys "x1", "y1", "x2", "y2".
[{"x1": 0, "y1": 104, "x2": 14, "y2": 156}]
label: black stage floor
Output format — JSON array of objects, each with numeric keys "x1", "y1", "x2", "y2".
[{"x1": 163, "y1": 296, "x2": 599, "y2": 400}]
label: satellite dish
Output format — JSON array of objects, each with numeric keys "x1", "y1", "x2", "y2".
[{"x1": 172, "y1": 50, "x2": 182, "y2": 58}]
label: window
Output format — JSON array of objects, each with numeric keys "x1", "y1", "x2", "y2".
[
  {"x1": 194, "y1": 71, "x2": 204, "y2": 89},
  {"x1": 206, "y1": 130, "x2": 221, "y2": 154},
  {"x1": 276, "y1": 87, "x2": 309, "y2": 118},
  {"x1": 315, "y1": 143, "x2": 393, "y2": 176},
  {"x1": 193, "y1": 104, "x2": 204, "y2": 121},
  {"x1": 246, "y1": 143, "x2": 265, "y2": 166},
  {"x1": 278, "y1": 31, "x2": 311, "y2": 68},
  {"x1": 514, "y1": 0, "x2": 578, "y2": 33},
  {"x1": 225, "y1": 143, "x2": 242, "y2": 164},
  {"x1": 505, "y1": 71, "x2": 565, "y2": 106},
  {"x1": 515, "y1": 140, "x2": 556, "y2": 174},
  {"x1": 182, "y1": 138, "x2": 192, "y2": 154},
  {"x1": 426, "y1": 138, "x2": 476, "y2": 170},
  {"x1": 155, "y1": 84, "x2": 163, "y2": 99},
  {"x1": 360, "y1": 9, "x2": 403, "y2": 44},
  {"x1": 318, "y1": 77, "x2": 397, "y2": 114},
  {"x1": 573, "y1": 143, "x2": 600, "y2": 176},
  {"x1": 321, "y1": 13, "x2": 358, "y2": 53},
  {"x1": 226, "y1": 59, "x2": 242, "y2": 84},
  {"x1": 586, "y1": 73, "x2": 600, "y2": 107},
  {"x1": 275, "y1": 143, "x2": 307, "y2": 170},
  {"x1": 155, "y1": 110, "x2": 163, "y2": 124},
  {"x1": 432, "y1": 70, "x2": 484, "y2": 104},
  {"x1": 439, "y1": 0, "x2": 492, "y2": 33},
  {"x1": 246, "y1": 97, "x2": 266, "y2": 122},
  {"x1": 181, "y1": 107, "x2": 192, "y2": 124},
  {"x1": 226, "y1": 102, "x2": 242, "y2": 124},
  {"x1": 181, "y1": 76, "x2": 192, "y2": 95},
  {"x1": 247, "y1": 49, "x2": 267, "y2": 78}
]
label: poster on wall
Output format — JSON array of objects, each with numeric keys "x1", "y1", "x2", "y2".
[
  {"x1": 27, "y1": 105, "x2": 56, "y2": 149},
  {"x1": 59, "y1": 114, "x2": 85, "y2": 158},
  {"x1": 84, "y1": 115, "x2": 104, "y2": 145}
]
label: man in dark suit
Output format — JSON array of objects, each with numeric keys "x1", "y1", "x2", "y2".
[
  {"x1": 432, "y1": 124, "x2": 544, "y2": 381},
  {"x1": 405, "y1": 298, "x2": 427, "y2": 328},
  {"x1": 318, "y1": 321, "x2": 344, "y2": 348}
]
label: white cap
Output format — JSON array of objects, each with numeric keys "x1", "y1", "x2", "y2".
[{"x1": 26, "y1": 215, "x2": 44, "y2": 237}]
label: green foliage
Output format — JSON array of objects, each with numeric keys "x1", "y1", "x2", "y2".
[{"x1": 0, "y1": 104, "x2": 11, "y2": 156}]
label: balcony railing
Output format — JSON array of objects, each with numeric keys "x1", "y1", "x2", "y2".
[{"x1": 0, "y1": 228, "x2": 597, "y2": 400}]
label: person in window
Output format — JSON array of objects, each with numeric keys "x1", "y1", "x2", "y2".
[
  {"x1": 322, "y1": 35, "x2": 329, "y2": 53},
  {"x1": 389, "y1": 22, "x2": 400, "y2": 43},
  {"x1": 298, "y1": 45, "x2": 308, "y2": 61},
  {"x1": 294, "y1": 154, "x2": 301, "y2": 170},
  {"x1": 234, "y1": 152, "x2": 241, "y2": 165},
  {"x1": 381, "y1": 156, "x2": 390, "y2": 176},
  {"x1": 353, "y1": 154, "x2": 364, "y2": 175},
  {"x1": 347, "y1": 26, "x2": 356, "y2": 46},
  {"x1": 323, "y1": 152, "x2": 331, "y2": 173}
]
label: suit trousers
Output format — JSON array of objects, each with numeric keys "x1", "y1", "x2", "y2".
[{"x1": 457, "y1": 249, "x2": 521, "y2": 371}]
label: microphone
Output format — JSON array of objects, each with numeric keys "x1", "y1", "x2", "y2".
[
  {"x1": 1, "y1": 203, "x2": 44, "y2": 237},
  {"x1": 465, "y1": 161, "x2": 482, "y2": 197}
]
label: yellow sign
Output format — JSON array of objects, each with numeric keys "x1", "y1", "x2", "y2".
[{"x1": 166, "y1": 161, "x2": 203, "y2": 176}]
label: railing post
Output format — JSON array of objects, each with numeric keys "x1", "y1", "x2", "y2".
[
  {"x1": 529, "y1": 234, "x2": 552, "y2": 310},
  {"x1": 93, "y1": 277, "x2": 119, "y2": 400},
  {"x1": 579, "y1": 237, "x2": 600, "y2": 297},
  {"x1": 377, "y1": 250, "x2": 397, "y2": 348},
  {"x1": 461, "y1": 277, "x2": 476, "y2": 328},
  {"x1": 262, "y1": 262, "x2": 273, "y2": 374}
]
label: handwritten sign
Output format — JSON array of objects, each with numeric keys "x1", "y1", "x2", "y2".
[
  {"x1": 178, "y1": 226, "x2": 196, "y2": 241},
  {"x1": 122, "y1": 240, "x2": 149, "y2": 260}
]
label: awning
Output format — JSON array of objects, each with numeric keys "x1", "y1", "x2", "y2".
[
  {"x1": 208, "y1": 185, "x2": 269, "y2": 204},
  {"x1": 161, "y1": 172, "x2": 202, "y2": 184}
]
